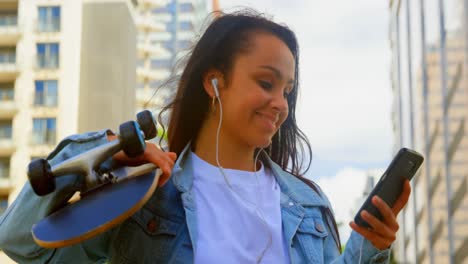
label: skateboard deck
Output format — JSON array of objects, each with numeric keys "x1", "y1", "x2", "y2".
[{"x1": 32, "y1": 170, "x2": 160, "y2": 248}]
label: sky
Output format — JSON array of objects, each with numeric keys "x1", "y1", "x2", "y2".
[{"x1": 219, "y1": 0, "x2": 395, "y2": 242}]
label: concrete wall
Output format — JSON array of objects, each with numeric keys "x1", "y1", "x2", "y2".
[{"x1": 78, "y1": 1, "x2": 136, "y2": 133}]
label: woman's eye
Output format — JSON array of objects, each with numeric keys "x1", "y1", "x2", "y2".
[{"x1": 258, "y1": 80, "x2": 273, "y2": 89}]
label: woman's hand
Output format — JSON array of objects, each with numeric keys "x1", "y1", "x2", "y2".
[
  {"x1": 108, "y1": 134, "x2": 177, "y2": 187},
  {"x1": 349, "y1": 180, "x2": 411, "y2": 250}
]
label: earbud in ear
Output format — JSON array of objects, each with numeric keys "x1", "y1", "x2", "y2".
[{"x1": 211, "y1": 78, "x2": 219, "y2": 97}]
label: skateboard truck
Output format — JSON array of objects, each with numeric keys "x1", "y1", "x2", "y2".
[
  {"x1": 27, "y1": 110, "x2": 159, "y2": 196},
  {"x1": 25, "y1": 110, "x2": 165, "y2": 248}
]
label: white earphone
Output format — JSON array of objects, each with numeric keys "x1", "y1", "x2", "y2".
[{"x1": 211, "y1": 78, "x2": 219, "y2": 97}]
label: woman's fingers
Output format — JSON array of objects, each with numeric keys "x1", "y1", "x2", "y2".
[
  {"x1": 372, "y1": 196, "x2": 399, "y2": 231},
  {"x1": 349, "y1": 221, "x2": 393, "y2": 250},
  {"x1": 349, "y1": 179, "x2": 412, "y2": 250},
  {"x1": 360, "y1": 210, "x2": 396, "y2": 239},
  {"x1": 142, "y1": 144, "x2": 177, "y2": 186}
]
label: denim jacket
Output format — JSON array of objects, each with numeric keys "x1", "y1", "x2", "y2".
[{"x1": 0, "y1": 130, "x2": 391, "y2": 263}]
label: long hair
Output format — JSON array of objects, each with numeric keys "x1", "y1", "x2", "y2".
[
  {"x1": 158, "y1": 9, "x2": 310, "y2": 177},
  {"x1": 157, "y1": 9, "x2": 341, "y2": 251}
]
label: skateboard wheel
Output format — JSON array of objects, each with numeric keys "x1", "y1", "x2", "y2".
[
  {"x1": 120, "y1": 121, "x2": 146, "y2": 158},
  {"x1": 137, "y1": 110, "x2": 157, "y2": 140},
  {"x1": 28, "y1": 159, "x2": 55, "y2": 196}
]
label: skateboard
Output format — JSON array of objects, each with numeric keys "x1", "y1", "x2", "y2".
[{"x1": 27, "y1": 110, "x2": 162, "y2": 248}]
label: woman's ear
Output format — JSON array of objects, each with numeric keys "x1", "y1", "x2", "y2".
[{"x1": 202, "y1": 69, "x2": 224, "y2": 98}]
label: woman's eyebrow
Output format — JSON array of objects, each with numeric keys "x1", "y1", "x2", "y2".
[{"x1": 258, "y1": 65, "x2": 294, "y2": 84}]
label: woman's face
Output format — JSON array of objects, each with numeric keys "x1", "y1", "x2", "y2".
[{"x1": 219, "y1": 32, "x2": 295, "y2": 149}]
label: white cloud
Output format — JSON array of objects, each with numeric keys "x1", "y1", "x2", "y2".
[
  {"x1": 219, "y1": 0, "x2": 394, "y2": 165},
  {"x1": 315, "y1": 167, "x2": 384, "y2": 243}
]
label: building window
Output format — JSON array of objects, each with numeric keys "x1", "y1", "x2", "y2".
[
  {"x1": 0, "y1": 12, "x2": 17, "y2": 27},
  {"x1": 162, "y1": 40, "x2": 174, "y2": 52},
  {"x1": 179, "y1": 21, "x2": 193, "y2": 31},
  {"x1": 38, "y1": 6, "x2": 60, "y2": 32},
  {"x1": 37, "y1": 43, "x2": 59, "y2": 69},
  {"x1": 179, "y1": 3, "x2": 194, "y2": 12},
  {"x1": 32, "y1": 118, "x2": 56, "y2": 145},
  {"x1": 0, "y1": 121, "x2": 12, "y2": 139},
  {"x1": 0, "y1": 83, "x2": 14, "y2": 101},
  {"x1": 177, "y1": 40, "x2": 192, "y2": 50},
  {"x1": 34, "y1": 80, "x2": 58, "y2": 107},
  {"x1": 150, "y1": 59, "x2": 172, "y2": 69},
  {"x1": 0, "y1": 47, "x2": 15, "y2": 64}
]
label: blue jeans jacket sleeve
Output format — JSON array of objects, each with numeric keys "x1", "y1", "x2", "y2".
[
  {"x1": 320, "y1": 190, "x2": 391, "y2": 264},
  {"x1": 0, "y1": 130, "x2": 113, "y2": 263}
]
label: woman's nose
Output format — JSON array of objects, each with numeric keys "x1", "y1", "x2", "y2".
[{"x1": 271, "y1": 91, "x2": 288, "y2": 112}]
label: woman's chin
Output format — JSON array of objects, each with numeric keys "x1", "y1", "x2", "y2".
[{"x1": 255, "y1": 138, "x2": 272, "y2": 149}]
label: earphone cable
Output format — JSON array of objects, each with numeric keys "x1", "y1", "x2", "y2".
[{"x1": 214, "y1": 96, "x2": 273, "y2": 263}]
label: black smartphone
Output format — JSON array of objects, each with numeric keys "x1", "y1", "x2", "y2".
[{"x1": 354, "y1": 148, "x2": 424, "y2": 228}]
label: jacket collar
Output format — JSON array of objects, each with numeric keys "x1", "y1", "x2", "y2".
[
  {"x1": 264, "y1": 155, "x2": 328, "y2": 208},
  {"x1": 171, "y1": 142, "x2": 328, "y2": 209}
]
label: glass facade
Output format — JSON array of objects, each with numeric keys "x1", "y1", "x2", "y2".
[
  {"x1": 136, "y1": 0, "x2": 207, "y2": 111},
  {"x1": 389, "y1": 0, "x2": 468, "y2": 263}
]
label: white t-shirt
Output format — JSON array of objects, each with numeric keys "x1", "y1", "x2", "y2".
[{"x1": 191, "y1": 152, "x2": 290, "y2": 264}]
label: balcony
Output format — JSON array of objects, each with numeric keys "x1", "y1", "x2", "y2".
[
  {"x1": 137, "y1": 16, "x2": 165, "y2": 33},
  {"x1": 0, "y1": 101, "x2": 18, "y2": 119},
  {"x1": 0, "y1": 139, "x2": 15, "y2": 156},
  {"x1": 137, "y1": 43, "x2": 170, "y2": 58},
  {"x1": 0, "y1": 178, "x2": 12, "y2": 196},
  {"x1": 0, "y1": 16, "x2": 21, "y2": 45},
  {"x1": 0, "y1": 53, "x2": 18, "y2": 81}
]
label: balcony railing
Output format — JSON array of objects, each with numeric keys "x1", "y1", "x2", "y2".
[
  {"x1": 0, "y1": 138, "x2": 15, "y2": 156},
  {"x1": 0, "y1": 16, "x2": 21, "y2": 45},
  {"x1": 32, "y1": 131, "x2": 56, "y2": 145},
  {"x1": 0, "y1": 53, "x2": 15, "y2": 64},
  {"x1": 0, "y1": 15, "x2": 17, "y2": 26},
  {"x1": 0, "y1": 54, "x2": 18, "y2": 81},
  {"x1": 0, "y1": 101, "x2": 18, "y2": 119},
  {"x1": 34, "y1": 94, "x2": 58, "y2": 107},
  {"x1": 0, "y1": 89, "x2": 14, "y2": 101},
  {"x1": 37, "y1": 54, "x2": 59, "y2": 69}
]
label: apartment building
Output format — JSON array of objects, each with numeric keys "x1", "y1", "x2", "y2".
[
  {"x1": 0, "y1": 0, "x2": 137, "y2": 212},
  {"x1": 389, "y1": 0, "x2": 468, "y2": 263},
  {"x1": 136, "y1": 0, "x2": 208, "y2": 114}
]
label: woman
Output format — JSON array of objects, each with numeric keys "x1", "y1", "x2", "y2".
[{"x1": 0, "y1": 10, "x2": 409, "y2": 263}]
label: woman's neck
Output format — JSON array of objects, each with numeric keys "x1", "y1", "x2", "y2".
[{"x1": 193, "y1": 117, "x2": 257, "y2": 172}]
